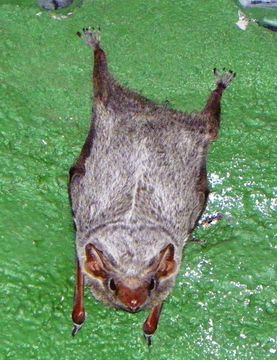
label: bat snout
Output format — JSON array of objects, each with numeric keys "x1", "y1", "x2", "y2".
[{"x1": 117, "y1": 284, "x2": 148, "y2": 312}]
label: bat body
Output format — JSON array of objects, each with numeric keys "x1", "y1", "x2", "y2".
[{"x1": 69, "y1": 28, "x2": 235, "y2": 343}]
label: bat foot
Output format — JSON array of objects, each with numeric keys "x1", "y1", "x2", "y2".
[
  {"x1": 213, "y1": 68, "x2": 236, "y2": 88},
  {"x1": 77, "y1": 27, "x2": 101, "y2": 49}
]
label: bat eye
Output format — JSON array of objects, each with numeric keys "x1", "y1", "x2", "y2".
[
  {"x1": 149, "y1": 278, "x2": 156, "y2": 291},
  {"x1": 108, "y1": 278, "x2": 117, "y2": 291}
]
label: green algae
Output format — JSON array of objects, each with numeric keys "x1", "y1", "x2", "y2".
[{"x1": 0, "y1": 1, "x2": 276, "y2": 359}]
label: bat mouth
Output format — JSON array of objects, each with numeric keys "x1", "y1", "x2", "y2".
[
  {"x1": 117, "y1": 304, "x2": 144, "y2": 313},
  {"x1": 126, "y1": 306, "x2": 142, "y2": 313}
]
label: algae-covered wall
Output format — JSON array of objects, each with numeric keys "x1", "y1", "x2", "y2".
[{"x1": 0, "y1": 0, "x2": 276, "y2": 359}]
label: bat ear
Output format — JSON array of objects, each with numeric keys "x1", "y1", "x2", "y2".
[
  {"x1": 84, "y1": 243, "x2": 112, "y2": 280},
  {"x1": 155, "y1": 244, "x2": 177, "y2": 281}
]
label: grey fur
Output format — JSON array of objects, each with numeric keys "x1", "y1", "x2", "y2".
[{"x1": 69, "y1": 29, "x2": 235, "y2": 314}]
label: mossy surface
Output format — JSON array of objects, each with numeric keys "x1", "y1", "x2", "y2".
[{"x1": 0, "y1": 1, "x2": 276, "y2": 359}]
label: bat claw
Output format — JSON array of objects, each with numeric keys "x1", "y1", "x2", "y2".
[
  {"x1": 72, "y1": 322, "x2": 84, "y2": 337},
  {"x1": 144, "y1": 333, "x2": 153, "y2": 346}
]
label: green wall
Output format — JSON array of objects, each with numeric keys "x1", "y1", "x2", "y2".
[{"x1": 1, "y1": 0, "x2": 276, "y2": 359}]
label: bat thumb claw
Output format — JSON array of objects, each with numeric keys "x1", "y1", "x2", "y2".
[{"x1": 72, "y1": 322, "x2": 84, "y2": 337}]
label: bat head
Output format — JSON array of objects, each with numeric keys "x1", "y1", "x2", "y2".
[{"x1": 83, "y1": 242, "x2": 177, "y2": 312}]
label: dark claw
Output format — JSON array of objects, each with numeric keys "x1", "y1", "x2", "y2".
[
  {"x1": 72, "y1": 322, "x2": 84, "y2": 337},
  {"x1": 213, "y1": 68, "x2": 217, "y2": 74},
  {"x1": 76, "y1": 31, "x2": 81, "y2": 38},
  {"x1": 189, "y1": 237, "x2": 207, "y2": 245},
  {"x1": 144, "y1": 334, "x2": 152, "y2": 346}
]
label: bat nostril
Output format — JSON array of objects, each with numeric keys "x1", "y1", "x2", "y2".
[
  {"x1": 128, "y1": 299, "x2": 141, "y2": 312},
  {"x1": 130, "y1": 299, "x2": 138, "y2": 307}
]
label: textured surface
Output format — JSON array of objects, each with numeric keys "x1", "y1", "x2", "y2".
[{"x1": 0, "y1": 0, "x2": 276, "y2": 359}]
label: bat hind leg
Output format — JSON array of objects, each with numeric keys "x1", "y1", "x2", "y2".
[{"x1": 203, "y1": 68, "x2": 236, "y2": 141}]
